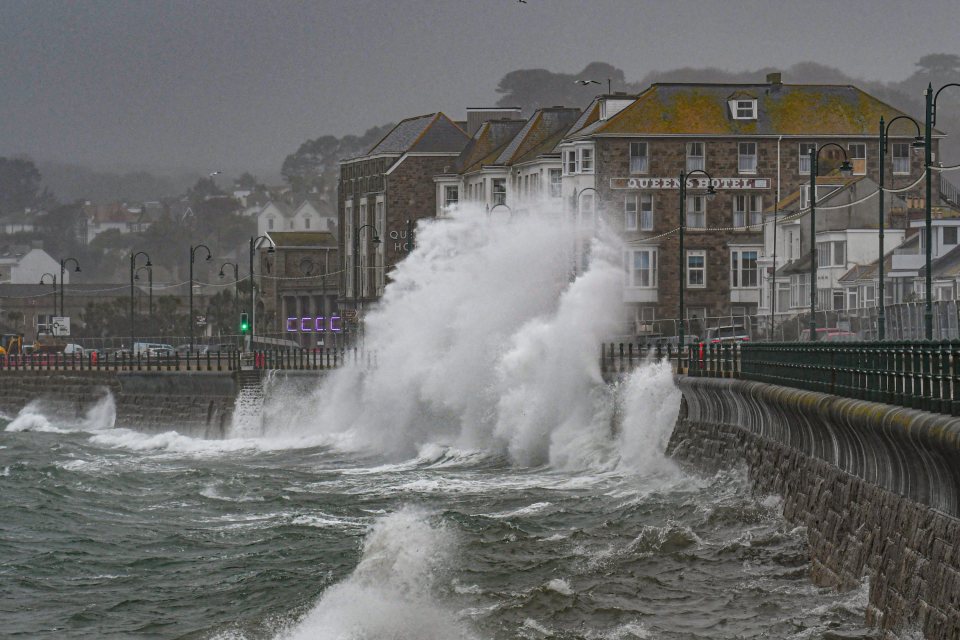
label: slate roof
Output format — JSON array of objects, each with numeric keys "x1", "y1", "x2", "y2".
[
  {"x1": 366, "y1": 113, "x2": 469, "y2": 155},
  {"x1": 569, "y1": 83, "x2": 941, "y2": 139},
  {"x1": 493, "y1": 107, "x2": 581, "y2": 166},
  {"x1": 455, "y1": 119, "x2": 526, "y2": 173},
  {"x1": 260, "y1": 200, "x2": 294, "y2": 218}
]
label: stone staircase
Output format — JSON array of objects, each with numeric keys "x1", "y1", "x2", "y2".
[{"x1": 230, "y1": 370, "x2": 265, "y2": 437}]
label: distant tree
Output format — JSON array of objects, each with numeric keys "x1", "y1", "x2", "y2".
[
  {"x1": 916, "y1": 54, "x2": 960, "y2": 77},
  {"x1": 205, "y1": 289, "x2": 237, "y2": 336},
  {"x1": 0, "y1": 157, "x2": 46, "y2": 214},
  {"x1": 495, "y1": 62, "x2": 629, "y2": 113},
  {"x1": 186, "y1": 177, "x2": 225, "y2": 205},
  {"x1": 235, "y1": 172, "x2": 260, "y2": 191}
]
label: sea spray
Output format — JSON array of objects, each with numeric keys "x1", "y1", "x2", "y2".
[
  {"x1": 616, "y1": 358, "x2": 682, "y2": 474},
  {"x1": 264, "y1": 202, "x2": 642, "y2": 468},
  {"x1": 279, "y1": 507, "x2": 476, "y2": 640}
]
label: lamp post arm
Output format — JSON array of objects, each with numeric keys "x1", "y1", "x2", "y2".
[
  {"x1": 885, "y1": 115, "x2": 923, "y2": 139},
  {"x1": 931, "y1": 83, "x2": 960, "y2": 126}
]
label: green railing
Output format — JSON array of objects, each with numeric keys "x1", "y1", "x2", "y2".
[{"x1": 601, "y1": 340, "x2": 960, "y2": 417}]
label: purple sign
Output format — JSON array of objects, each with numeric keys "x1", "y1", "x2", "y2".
[{"x1": 286, "y1": 315, "x2": 342, "y2": 333}]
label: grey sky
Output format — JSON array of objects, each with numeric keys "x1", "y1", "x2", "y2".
[{"x1": 1, "y1": 0, "x2": 959, "y2": 177}]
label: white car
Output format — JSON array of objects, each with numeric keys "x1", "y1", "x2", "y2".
[{"x1": 63, "y1": 343, "x2": 85, "y2": 355}]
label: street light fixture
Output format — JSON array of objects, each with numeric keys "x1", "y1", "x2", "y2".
[
  {"x1": 923, "y1": 82, "x2": 960, "y2": 339},
  {"x1": 807, "y1": 144, "x2": 853, "y2": 341},
  {"x1": 248, "y1": 235, "x2": 276, "y2": 346},
  {"x1": 129, "y1": 251, "x2": 151, "y2": 351},
  {"x1": 135, "y1": 265, "x2": 153, "y2": 317},
  {"x1": 58, "y1": 257, "x2": 80, "y2": 318},
  {"x1": 678, "y1": 169, "x2": 717, "y2": 357},
  {"x1": 353, "y1": 224, "x2": 381, "y2": 310},
  {"x1": 189, "y1": 244, "x2": 212, "y2": 352},
  {"x1": 39, "y1": 273, "x2": 57, "y2": 329},
  {"x1": 877, "y1": 115, "x2": 925, "y2": 340}
]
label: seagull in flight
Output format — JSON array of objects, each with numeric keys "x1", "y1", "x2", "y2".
[
  {"x1": 209, "y1": 170, "x2": 222, "y2": 177},
  {"x1": 574, "y1": 80, "x2": 601, "y2": 86}
]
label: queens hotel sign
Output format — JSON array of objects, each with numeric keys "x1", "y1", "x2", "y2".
[{"x1": 610, "y1": 177, "x2": 771, "y2": 190}]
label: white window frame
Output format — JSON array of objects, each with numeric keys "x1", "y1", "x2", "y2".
[
  {"x1": 640, "y1": 193, "x2": 654, "y2": 231},
  {"x1": 624, "y1": 195, "x2": 638, "y2": 231},
  {"x1": 686, "y1": 142, "x2": 705, "y2": 172},
  {"x1": 848, "y1": 143, "x2": 867, "y2": 176},
  {"x1": 580, "y1": 147, "x2": 594, "y2": 173},
  {"x1": 730, "y1": 249, "x2": 760, "y2": 289},
  {"x1": 799, "y1": 143, "x2": 815, "y2": 175},
  {"x1": 627, "y1": 248, "x2": 658, "y2": 288},
  {"x1": 892, "y1": 143, "x2": 911, "y2": 175},
  {"x1": 733, "y1": 99, "x2": 757, "y2": 120},
  {"x1": 686, "y1": 250, "x2": 706, "y2": 288},
  {"x1": 492, "y1": 178, "x2": 506, "y2": 206},
  {"x1": 566, "y1": 149, "x2": 578, "y2": 175},
  {"x1": 548, "y1": 169, "x2": 562, "y2": 197},
  {"x1": 733, "y1": 194, "x2": 763, "y2": 228},
  {"x1": 444, "y1": 185, "x2": 459, "y2": 209},
  {"x1": 738, "y1": 142, "x2": 757, "y2": 174},
  {"x1": 630, "y1": 142, "x2": 648, "y2": 174},
  {"x1": 686, "y1": 195, "x2": 706, "y2": 228}
]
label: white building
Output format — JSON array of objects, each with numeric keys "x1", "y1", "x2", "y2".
[
  {"x1": 0, "y1": 247, "x2": 66, "y2": 285},
  {"x1": 257, "y1": 199, "x2": 335, "y2": 237}
]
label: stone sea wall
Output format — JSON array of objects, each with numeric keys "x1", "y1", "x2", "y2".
[
  {"x1": 670, "y1": 376, "x2": 960, "y2": 639},
  {"x1": 0, "y1": 371, "x2": 239, "y2": 437}
]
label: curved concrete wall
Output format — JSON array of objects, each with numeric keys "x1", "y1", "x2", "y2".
[{"x1": 671, "y1": 376, "x2": 960, "y2": 638}]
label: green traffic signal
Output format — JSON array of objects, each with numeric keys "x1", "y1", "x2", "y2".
[{"x1": 240, "y1": 312, "x2": 249, "y2": 333}]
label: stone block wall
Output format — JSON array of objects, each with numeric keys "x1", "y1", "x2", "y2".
[{"x1": 670, "y1": 376, "x2": 960, "y2": 638}]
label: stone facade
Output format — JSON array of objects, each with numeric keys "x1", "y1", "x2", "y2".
[{"x1": 670, "y1": 376, "x2": 960, "y2": 638}]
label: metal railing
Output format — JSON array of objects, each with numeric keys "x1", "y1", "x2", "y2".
[
  {"x1": 0, "y1": 348, "x2": 372, "y2": 373},
  {"x1": 601, "y1": 339, "x2": 960, "y2": 417}
]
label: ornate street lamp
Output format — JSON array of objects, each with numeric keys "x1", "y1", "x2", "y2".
[
  {"x1": 189, "y1": 244, "x2": 212, "y2": 352},
  {"x1": 129, "y1": 251, "x2": 151, "y2": 351},
  {"x1": 219, "y1": 261, "x2": 240, "y2": 325},
  {"x1": 923, "y1": 82, "x2": 960, "y2": 339},
  {"x1": 678, "y1": 170, "x2": 717, "y2": 355},
  {"x1": 807, "y1": 144, "x2": 854, "y2": 341},
  {"x1": 878, "y1": 115, "x2": 924, "y2": 340},
  {"x1": 58, "y1": 257, "x2": 80, "y2": 318}
]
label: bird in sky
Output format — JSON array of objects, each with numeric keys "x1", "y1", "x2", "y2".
[
  {"x1": 209, "y1": 170, "x2": 222, "y2": 177},
  {"x1": 518, "y1": 0, "x2": 526, "y2": 3},
  {"x1": 574, "y1": 80, "x2": 601, "y2": 86}
]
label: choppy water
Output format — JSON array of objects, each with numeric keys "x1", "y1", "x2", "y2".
[{"x1": 0, "y1": 408, "x2": 873, "y2": 639}]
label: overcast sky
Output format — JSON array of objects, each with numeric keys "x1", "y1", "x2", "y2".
[{"x1": 2, "y1": 0, "x2": 959, "y2": 176}]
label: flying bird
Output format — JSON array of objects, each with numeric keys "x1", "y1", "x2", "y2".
[
  {"x1": 209, "y1": 170, "x2": 222, "y2": 177},
  {"x1": 518, "y1": 0, "x2": 526, "y2": 3},
  {"x1": 574, "y1": 80, "x2": 601, "y2": 86}
]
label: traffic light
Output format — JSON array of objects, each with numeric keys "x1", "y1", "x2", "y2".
[{"x1": 240, "y1": 312, "x2": 249, "y2": 334}]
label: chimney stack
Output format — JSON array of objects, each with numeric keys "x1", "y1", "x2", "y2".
[{"x1": 766, "y1": 72, "x2": 783, "y2": 87}]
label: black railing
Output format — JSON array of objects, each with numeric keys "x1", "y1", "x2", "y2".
[
  {"x1": 0, "y1": 348, "x2": 370, "y2": 373},
  {"x1": 601, "y1": 339, "x2": 960, "y2": 418}
]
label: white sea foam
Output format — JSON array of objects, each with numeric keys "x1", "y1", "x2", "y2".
[
  {"x1": 5, "y1": 392, "x2": 116, "y2": 434},
  {"x1": 544, "y1": 577, "x2": 574, "y2": 595},
  {"x1": 615, "y1": 358, "x2": 683, "y2": 474},
  {"x1": 278, "y1": 506, "x2": 477, "y2": 640}
]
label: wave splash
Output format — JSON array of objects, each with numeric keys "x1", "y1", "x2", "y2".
[
  {"x1": 263, "y1": 202, "x2": 681, "y2": 471},
  {"x1": 5, "y1": 391, "x2": 116, "y2": 434},
  {"x1": 279, "y1": 507, "x2": 475, "y2": 640}
]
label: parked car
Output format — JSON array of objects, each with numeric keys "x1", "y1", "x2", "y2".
[
  {"x1": 704, "y1": 325, "x2": 751, "y2": 344},
  {"x1": 799, "y1": 328, "x2": 858, "y2": 342},
  {"x1": 63, "y1": 343, "x2": 85, "y2": 355}
]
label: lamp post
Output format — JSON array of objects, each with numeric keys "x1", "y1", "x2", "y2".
[
  {"x1": 189, "y1": 244, "x2": 212, "y2": 352},
  {"x1": 135, "y1": 265, "x2": 153, "y2": 317},
  {"x1": 678, "y1": 170, "x2": 717, "y2": 353},
  {"x1": 878, "y1": 115, "x2": 925, "y2": 340},
  {"x1": 924, "y1": 83, "x2": 960, "y2": 339},
  {"x1": 807, "y1": 144, "x2": 854, "y2": 341},
  {"x1": 353, "y1": 224, "x2": 381, "y2": 310},
  {"x1": 219, "y1": 261, "x2": 240, "y2": 324},
  {"x1": 129, "y1": 251, "x2": 151, "y2": 352},
  {"x1": 248, "y1": 235, "x2": 276, "y2": 347},
  {"x1": 58, "y1": 257, "x2": 80, "y2": 318},
  {"x1": 39, "y1": 273, "x2": 56, "y2": 330}
]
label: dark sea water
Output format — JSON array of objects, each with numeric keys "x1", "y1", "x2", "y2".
[{"x1": 0, "y1": 410, "x2": 874, "y2": 640}]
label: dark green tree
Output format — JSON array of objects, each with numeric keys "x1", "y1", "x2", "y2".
[{"x1": 0, "y1": 157, "x2": 47, "y2": 214}]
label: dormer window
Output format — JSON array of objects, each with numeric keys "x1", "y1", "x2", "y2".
[{"x1": 734, "y1": 100, "x2": 757, "y2": 120}]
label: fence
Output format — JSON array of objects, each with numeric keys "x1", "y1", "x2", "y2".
[
  {"x1": 600, "y1": 339, "x2": 960, "y2": 418},
  {"x1": 0, "y1": 347, "x2": 372, "y2": 373}
]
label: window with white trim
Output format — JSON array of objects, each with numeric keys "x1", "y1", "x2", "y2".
[
  {"x1": 730, "y1": 249, "x2": 759, "y2": 288},
  {"x1": 624, "y1": 195, "x2": 638, "y2": 231},
  {"x1": 861, "y1": 283, "x2": 876, "y2": 306},
  {"x1": 626, "y1": 248, "x2": 658, "y2": 288},
  {"x1": 686, "y1": 250, "x2": 706, "y2": 288},
  {"x1": 734, "y1": 100, "x2": 757, "y2": 119},
  {"x1": 738, "y1": 142, "x2": 757, "y2": 174},
  {"x1": 686, "y1": 195, "x2": 705, "y2": 228},
  {"x1": 444, "y1": 185, "x2": 459, "y2": 209},
  {"x1": 945, "y1": 226, "x2": 958, "y2": 246},
  {"x1": 375, "y1": 199, "x2": 385, "y2": 295},
  {"x1": 630, "y1": 142, "x2": 648, "y2": 174},
  {"x1": 640, "y1": 193, "x2": 653, "y2": 231},
  {"x1": 268, "y1": 217, "x2": 274, "y2": 230},
  {"x1": 686, "y1": 142, "x2": 705, "y2": 171},
  {"x1": 548, "y1": 169, "x2": 562, "y2": 197},
  {"x1": 892, "y1": 143, "x2": 911, "y2": 174},
  {"x1": 848, "y1": 143, "x2": 867, "y2": 175},
  {"x1": 733, "y1": 194, "x2": 763, "y2": 228},
  {"x1": 492, "y1": 179, "x2": 506, "y2": 205},
  {"x1": 816, "y1": 240, "x2": 846, "y2": 267},
  {"x1": 847, "y1": 289, "x2": 858, "y2": 310},
  {"x1": 304, "y1": 217, "x2": 311, "y2": 229},
  {"x1": 566, "y1": 150, "x2": 577, "y2": 174},
  {"x1": 580, "y1": 148, "x2": 593, "y2": 173},
  {"x1": 799, "y1": 143, "x2": 816, "y2": 175}
]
